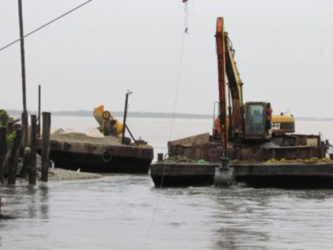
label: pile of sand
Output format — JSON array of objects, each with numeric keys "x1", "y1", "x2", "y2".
[
  {"x1": 51, "y1": 128, "x2": 122, "y2": 146},
  {"x1": 48, "y1": 168, "x2": 102, "y2": 181}
]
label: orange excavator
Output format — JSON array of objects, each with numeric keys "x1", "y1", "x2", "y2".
[
  {"x1": 168, "y1": 17, "x2": 327, "y2": 166},
  {"x1": 213, "y1": 17, "x2": 295, "y2": 154}
]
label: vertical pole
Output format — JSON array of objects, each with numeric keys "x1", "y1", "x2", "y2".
[
  {"x1": 20, "y1": 147, "x2": 30, "y2": 178},
  {"x1": 0, "y1": 114, "x2": 8, "y2": 184},
  {"x1": 0, "y1": 127, "x2": 7, "y2": 184},
  {"x1": 41, "y1": 112, "x2": 51, "y2": 182},
  {"x1": 29, "y1": 115, "x2": 37, "y2": 185},
  {"x1": 7, "y1": 127, "x2": 22, "y2": 185},
  {"x1": 121, "y1": 91, "x2": 132, "y2": 144},
  {"x1": 37, "y1": 85, "x2": 41, "y2": 137},
  {"x1": 18, "y1": 0, "x2": 28, "y2": 145}
]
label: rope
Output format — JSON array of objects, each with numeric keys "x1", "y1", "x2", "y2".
[
  {"x1": 168, "y1": 32, "x2": 186, "y2": 141},
  {"x1": 0, "y1": 0, "x2": 93, "y2": 52},
  {"x1": 141, "y1": 163, "x2": 167, "y2": 250},
  {"x1": 318, "y1": 0, "x2": 325, "y2": 72},
  {"x1": 168, "y1": 1, "x2": 189, "y2": 140},
  {"x1": 142, "y1": 3, "x2": 189, "y2": 249}
]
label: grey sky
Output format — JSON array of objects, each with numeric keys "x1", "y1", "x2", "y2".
[{"x1": 1, "y1": 0, "x2": 332, "y2": 117}]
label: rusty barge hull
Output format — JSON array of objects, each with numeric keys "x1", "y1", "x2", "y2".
[
  {"x1": 168, "y1": 133, "x2": 327, "y2": 163},
  {"x1": 48, "y1": 137, "x2": 153, "y2": 173},
  {"x1": 150, "y1": 162, "x2": 333, "y2": 188}
]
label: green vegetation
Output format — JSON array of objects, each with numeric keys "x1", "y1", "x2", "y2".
[
  {"x1": 165, "y1": 155, "x2": 208, "y2": 164},
  {"x1": 0, "y1": 109, "x2": 16, "y2": 149}
]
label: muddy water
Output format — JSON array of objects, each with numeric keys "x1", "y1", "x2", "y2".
[{"x1": 1, "y1": 117, "x2": 333, "y2": 249}]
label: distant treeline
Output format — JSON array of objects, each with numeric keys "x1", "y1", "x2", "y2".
[
  {"x1": 5, "y1": 109, "x2": 333, "y2": 121},
  {"x1": 6, "y1": 109, "x2": 212, "y2": 119}
]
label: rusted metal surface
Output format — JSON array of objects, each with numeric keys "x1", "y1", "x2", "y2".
[
  {"x1": 168, "y1": 133, "x2": 327, "y2": 163},
  {"x1": 151, "y1": 162, "x2": 217, "y2": 187},
  {"x1": 150, "y1": 162, "x2": 333, "y2": 188},
  {"x1": 43, "y1": 136, "x2": 153, "y2": 173}
]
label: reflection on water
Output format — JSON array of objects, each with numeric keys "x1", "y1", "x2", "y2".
[
  {"x1": 1, "y1": 176, "x2": 333, "y2": 249},
  {"x1": 1, "y1": 118, "x2": 333, "y2": 249},
  {"x1": 1, "y1": 184, "x2": 49, "y2": 220}
]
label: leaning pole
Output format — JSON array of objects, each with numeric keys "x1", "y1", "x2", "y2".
[{"x1": 18, "y1": 0, "x2": 28, "y2": 145}]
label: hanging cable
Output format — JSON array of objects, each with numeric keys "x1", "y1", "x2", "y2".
[
  {"x1": 318, "y1": 0, "x2": 325, "y2": 72},
  {"x1": 0, "y1": 0, "x2": 93, "y2": 52},
  {"x1": 143, "y1": 30, "x2": 187, "y2": 250},
  {"x1": 142, "y1": 4, "x2": 190, "y2": 249},
  {"x1": 168, "y1": 1, "x2": 189, "y2": 140},
  {"x1": 183, "y1": 0, "x2": 190, "y2": 34},
  {"x1": 168, "y1": 32, "x2": 186, "y2": 141}
]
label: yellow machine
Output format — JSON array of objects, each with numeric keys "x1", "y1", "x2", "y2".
[
  {"x1": 93, "y1": 105, "x2": 123, "y2": 136},
  {"x1": 272, "y1": 115, "x2": 295, "y2": 134}
]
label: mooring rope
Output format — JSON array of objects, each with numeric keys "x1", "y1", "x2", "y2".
[
  {"x1": 168, "y1": 1, "x2": 189, "y2": 141},
  {"x1": 142, "y1": 3, "x2": 190, "y2": 249},
  {"x1": 0, "y1": 0, "x2": 93, "y2": 52},
  {"x1": 318, "y1": 0, "x2": 325, "y2": 72},
  {"x1": 168, "y1": 32, "x2": 186, "y2": 141}
]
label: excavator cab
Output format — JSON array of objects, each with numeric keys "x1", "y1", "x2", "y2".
[{"x1": 244, "y1": 102, "x2": 268, "y2": 140}]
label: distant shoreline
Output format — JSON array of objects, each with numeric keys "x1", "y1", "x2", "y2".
[{"x1": 6, "y1": 109, "x2": 333, "y2": 121}]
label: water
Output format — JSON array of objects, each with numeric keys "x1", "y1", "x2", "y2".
[{"x1": 1, "y1": 117, "x2": 333, "y2": 249}]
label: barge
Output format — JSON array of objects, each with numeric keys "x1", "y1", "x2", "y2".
[
  {"x1": 150, "y1": 17, "x2": 333, "y2": 188},
  {"x1": 49, "y1": 131, "x2": 153, "y2": 173},
  {"x1": 151, "y1": 161, "x2": 333, "y2": 188}
]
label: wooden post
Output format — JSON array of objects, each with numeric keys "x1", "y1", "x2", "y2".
[
  {"x1": 21, "y1": 112, "x2": 28, "y2": 147},
  {"x1": 29, "y1": 115, "x2": 37, "y2": 185},
  {"x1": 41, "y1": 112, "x2": 51, "y2": 182},
  {"x1": 7, "y1": 121, "x2": 14, "y2": 134},
  {"x1": 0, "y1": 126, "x2": 7, "y2": 184},
  {"x1": 37, "y1": 85, "x2": 41, "y2": 137},
  {"x1": 0, "y1": 115, "x2": 8, "y2": 128},
  {"x1": 7, "y1": 127, "x2": 22, "y2": 185},
  {"x1": 20, "y1": 147, "x2": 30, "y2": 178},
  {"x1": 18, "y1": 0, "x2": 28, "y2": 146}
]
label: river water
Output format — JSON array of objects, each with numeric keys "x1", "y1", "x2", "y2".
[{"x1": 1, "y1": 117, "x2": 333, "y2": 250}]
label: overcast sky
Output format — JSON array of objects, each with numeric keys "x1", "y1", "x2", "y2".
[{"x1": 1, "y1": 0, "x2": 332, "y2": 117}]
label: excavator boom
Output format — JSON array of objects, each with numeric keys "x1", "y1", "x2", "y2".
[
  {"x1": 224, "y1": 33, "x2": 244, "y2": 136},
  {"x1": 215, "y1": 17, "x2": 228, "y2": 156}
]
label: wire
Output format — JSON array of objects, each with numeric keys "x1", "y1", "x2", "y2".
[
  {"x1": 141, "y1": 163, "x2": 167, "y2": 250},
  {"x1": 168, "y1": 32, "x2": 186, "y2": 141},
  {"x1": 0, "y1": 0, "x2": 93, "y2": 52},
  {"x1": 143, "y1": 4, "x2": 189, "y2": 249},
  {"x1": 318, "y1": 0, "x2": 325, "y2": 72}
]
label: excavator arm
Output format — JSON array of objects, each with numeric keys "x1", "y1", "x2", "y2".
[{"x1": 224, "y1": 33, "x2": 244, "y2": 136}]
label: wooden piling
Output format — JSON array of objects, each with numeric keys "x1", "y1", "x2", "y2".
[
  {"x1": 29, "y1": 115, "x2": 37, "y2": 185},
  {"x1": 41, "y1": 112, "x2": 51, "y2": 182},
  {"x1": 0, "y1": 126, "x2": 7, "y2": 184},
  {"x1": 37, "y1": 85, "x2": 41, "y2": 137},
  {"x1": 0, "y1": 114, "x2": 8, "y2": 128},
  {"x1": 7, "y1": 127, "x2": 22, "y2": 185},
  {"x1": 7, "y1": 121, "x2": 14, "y2": 134},
  {"x1": 20, "y1": 147, "x2": 30, "y2": 178},
  {"x1": 18, "y1": 0, "x2": 28, "y2": 146}
]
